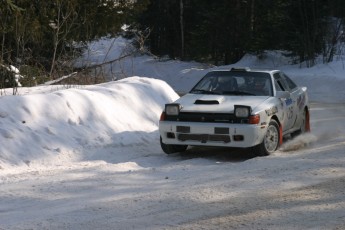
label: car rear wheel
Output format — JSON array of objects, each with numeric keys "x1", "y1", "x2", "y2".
[
  {"x1": 160, "y1": 136, "x2": 188, "y2": 154},
  {"x1": 253, "y1": 120, "x2": 280, "y2": 156}
]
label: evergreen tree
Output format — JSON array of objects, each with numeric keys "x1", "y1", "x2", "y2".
[{"x1": 138, "y1": 0, "x2": 338, "y2": 66}]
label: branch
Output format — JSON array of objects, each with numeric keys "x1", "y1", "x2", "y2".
[{"x1": 77, "y1": 52, "x2": 134, "y2": 73}]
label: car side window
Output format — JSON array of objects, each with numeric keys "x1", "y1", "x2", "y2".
[
  {"x1": 281, "y1": 73, "x2": 297, "y2": 91},
  {"x1": 273, "y1": 73, "x2": 287, "y2": 91},
  {"x1": 274, "y1": 79, "x2": 283, "y2": 91}
]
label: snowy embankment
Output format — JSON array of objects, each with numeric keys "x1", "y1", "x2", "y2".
[{"x1": 0, "y1": 77, "x2": 178, "y2": 170}]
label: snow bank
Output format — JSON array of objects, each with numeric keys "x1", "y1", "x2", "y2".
[{"x1": 0, "y1": 77, "x2": 178, "y2": 169}]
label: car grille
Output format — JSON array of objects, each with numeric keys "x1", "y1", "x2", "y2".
[
  {"x1": 178, "y1": 133, "x2": 231, "y2": 143},
  {"x1": 165, "y1": 112, "x2": 249, "y2": 124}
]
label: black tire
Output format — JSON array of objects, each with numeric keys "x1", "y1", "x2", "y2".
[
  {"x1": 160, "y1": 136, "x2": 188, "y2": 154},
  {"x1": 253, "y1": 120, "x2": 280, "y2": 157}
]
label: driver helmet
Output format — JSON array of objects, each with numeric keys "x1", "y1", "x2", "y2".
[{"x1": 254, "y1": 77, "x2": 267, "y2": 89}]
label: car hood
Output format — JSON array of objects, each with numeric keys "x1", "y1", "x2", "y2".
[{"x1": 175, "y1": 94, "x2": 270, "y2": 113}]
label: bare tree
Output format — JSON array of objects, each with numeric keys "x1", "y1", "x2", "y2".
[
  {"x1": 49, "y1": 0, "x2": 77, "y2": 79},
  {"x1": 324, "y1": 18, "x2": 344, "y2": 63},
  {"x1": 180, "y1": 0, "x2": 184, "y2": 59}
]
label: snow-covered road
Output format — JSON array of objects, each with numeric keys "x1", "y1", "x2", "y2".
[{"x1": 1, "y1": 102, "x2": 345, "y2": 230}]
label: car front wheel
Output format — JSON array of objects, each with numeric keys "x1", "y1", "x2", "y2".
[
  {"x1": 253, "y1": 120, "x2": 280, "y2": 156},
  {"x1": 160, "y1": 136, "x2": 188, "y2": 154}
]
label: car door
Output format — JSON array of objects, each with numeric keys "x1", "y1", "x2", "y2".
[
  {"x1": 273, "y1": 73, "x2": 298, "y2": 131},
  {"x1": 280, "y1": 73, "x2": 305, "y2": 131}
]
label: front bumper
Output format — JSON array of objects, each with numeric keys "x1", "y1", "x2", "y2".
[{"x1": 159, "y1": 121, "x2": 266, "y2": 148}]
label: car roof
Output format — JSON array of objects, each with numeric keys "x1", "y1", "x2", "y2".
[{"x1": 209, "y1": 67, "x2": 280, "y2": 75}]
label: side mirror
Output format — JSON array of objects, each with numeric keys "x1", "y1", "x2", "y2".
[{"x1": 276, "y1": 91, "x2": 290, "y2": 99}]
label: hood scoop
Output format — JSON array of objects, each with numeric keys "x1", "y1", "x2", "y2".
[{"x1": 194, "y1": 99, "x2": 220, "y2": 105}]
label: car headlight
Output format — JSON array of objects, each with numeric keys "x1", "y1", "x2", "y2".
[
  {"x1": 234, "y1": 105, "x2": 251, "y2": 118},
  {"x1": 165, "y1": 103, "x2": 181, "y2": 116}
]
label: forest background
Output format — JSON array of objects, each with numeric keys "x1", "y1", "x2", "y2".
[{"x1": 1, "y1": 0, "x2": 345, "y2": 88}]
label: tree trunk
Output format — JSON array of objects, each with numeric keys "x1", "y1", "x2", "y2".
[{"x1": 180, "y1": 0, "x2": 184, "y2": 59}]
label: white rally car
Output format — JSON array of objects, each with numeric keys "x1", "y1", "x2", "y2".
[{"x1": 159, "y1": 67, "x2": 310, "y2": 156}]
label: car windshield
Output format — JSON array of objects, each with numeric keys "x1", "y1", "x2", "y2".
[{"x1": 190, "y1": 71, "x2": 273, "y2": 96}]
